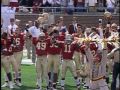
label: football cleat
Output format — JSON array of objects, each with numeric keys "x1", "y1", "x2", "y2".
[
  {"x1": 61, "y1": 87, "x2": 65, "y2": 90},
  {"x1": 15, "y1": 81, "x2": 22, "y2": 86},
  {"x1": 53, "y1": 88, "x2": 57, "y2": 90},
  {"x1": 83, "y1": 85, "x2": 90, "y2": 89},
  {"x1": 9, "y1": 81, "x2": 14, "y2": 89},
  {"x1": 1, "y1": 82, "x2": 8, "y2": 87},
  {"x1": 36, "y1": 85, "x2": 42, "y2": 90}
]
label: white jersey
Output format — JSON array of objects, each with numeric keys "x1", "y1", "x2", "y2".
[
  {"x1": 109, "y1": 31, "x2": 119, "y2": 39},
  {"x1": 85, "y1": 0, "x2": 97, "y2": 6},
  {"x1": 89, "y1": 33, "x2": 102, "y2": 50},
  {"x1": 43, "y1": 0, "x2": 53, "y2": 4},
  {"x1": 106, "y1": 0, "x2": 115, "y2": 8},
  {"x1": 28, "y1": 26, "x2": 41, "y2": 38},
  {"x1": 85, "y1": 48, "x2": 107, "y2": 79},
  {"x1": 7, "y1": 24, "x2": 18, "y2": 34}
]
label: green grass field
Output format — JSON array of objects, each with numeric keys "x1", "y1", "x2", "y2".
[
  {"x1": 1, "y1": 64, "x2": 87, "y2": 90},
  {"x1": 1, "y1": 50, "x2": 113, "y2": 90},
  {"x1": 1, "y1": 50, "x2": 85, "y2": 90}
]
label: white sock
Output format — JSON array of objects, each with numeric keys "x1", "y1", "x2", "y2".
[
  {"x1": 61, "y1": 79, "x2": 65, "y2": 87},
  {"x1": 46, "y1": 76, "x2": 49, "y2": 86},
  {"x1": 37, "y1": 79, "x2": 42, "y2": 89},
  {"x1": 75, "y1": 78, "x2": 80, "y2": 88},
  {"x1": 116, "y1": 77, "x2": 119, "y2": 88},
  {"x1": 85, "y1": 77, "x2": 90, "y2": 87}
]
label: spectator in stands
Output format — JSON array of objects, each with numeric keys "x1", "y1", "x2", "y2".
[
  {"x1": 33, "y1": 0, "x2": 43, "y2": 12},
  {"x1": 18, "y1": 0, "x2": 27, "y2": 6},
  {"x1": 97, "y1": 0, "x2": 105, "y2": 12},
  {"x1": 52, "y1": 0, "x2": 62, "y2": 12},
  {"x1": 113, "y1": 0, "x2": 119, "y2": 14},
  {"x1": 42, "y1": 0, "x2": 53, "y2": 12},
  {"x1": 76, "y1": 0, "x2": 86, "y2": 12},
  {"x1": 72, "y1": 17, "x2": 78, "y2": 32},
  {"x1": 68, "y1": 24, "x2": 75, "y2": 34},
  {"x1": 26, "y1": 0, "x2": 33, "y2": 12},
  {"x1": 106, "y1": 0, "x2": 115, "y2": 13},
  {"x1": 43, "y1": 0, "x2": 53, "y2": 7},
  {"x1": 85, "y1": 0, "x2": 97, "y2": 12},
  {"x1": 66, "y1": 0, "x2": 74, "y2": 15},
  {"x1": 57, "y1": 19, "x2": 67, "y2": 33},
  {"x1": 2, "y1": 0, "x2": 9, "y2": 6},
  {"x1": 32, "y1": 0, "x2": 41, "y2": 13}
]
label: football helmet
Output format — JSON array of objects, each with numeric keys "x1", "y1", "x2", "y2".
[
  {"x1": 39, "y1": 32, "x2": 45, "y2": 41},
  {"x1": 65, "y1": 34, "x2": 73, "y2": 44}
]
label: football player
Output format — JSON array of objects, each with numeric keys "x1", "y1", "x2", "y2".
[
  {"x1": 34, "y1": 32, "x2": 49, "y2": 90},
  {"x1": 72, "y1": 24, "x2": 85, "y2": 82},
  {"x1": 79, "y1": 42, "x2": 99, "y2": 89},
  {"x1": 83, "y1": 39, "x2": 109, "y2": 90},
  {"x1": 12, "y1": 26, "x2": 25, "y2": 86},
  {"x1": 59, "y1": 34, "x2": 81, "y2": 90},
  {"x1": 1, "y1": 32, "x2": 19, "y2": 89},
  {"x1": 47, "y1": 29, "x2": 62, "y2": 90}
]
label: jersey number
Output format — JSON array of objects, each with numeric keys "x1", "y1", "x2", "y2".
[
  {"x1": 50, "y1": 44, "x2": 58, "y2": 48},
  {"x1": 64, "y1": 45, "x2": 71, "y2": 52},
  {"x1": 36, "y1": 42, "x2": 46, "y2": 50},
  {"x1": 15, "y1": 38, "x2": 20, "y2": 45}
]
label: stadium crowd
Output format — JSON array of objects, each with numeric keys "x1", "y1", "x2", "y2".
[
  {"x1": 1, "y1": 11, "x2": 120, "y2": 90},
  {"x1": 1, "y1": 0, "x2": 120, "y2": 14}
]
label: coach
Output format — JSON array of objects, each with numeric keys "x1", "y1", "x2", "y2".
[{"x1": 28, "y1": 20, "x2": 41, "y2": 63}]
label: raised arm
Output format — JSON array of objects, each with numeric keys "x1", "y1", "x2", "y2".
[
  {"x1": 101, "y1": 39, "x2": 108, "y2": 64},
  {"x1": 84, "y1": 40, "x2": 94, "y2": 64}
]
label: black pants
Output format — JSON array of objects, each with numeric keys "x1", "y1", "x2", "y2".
[{"x1": 111, "y1": 62, "x2": 120, "y2": 90}]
